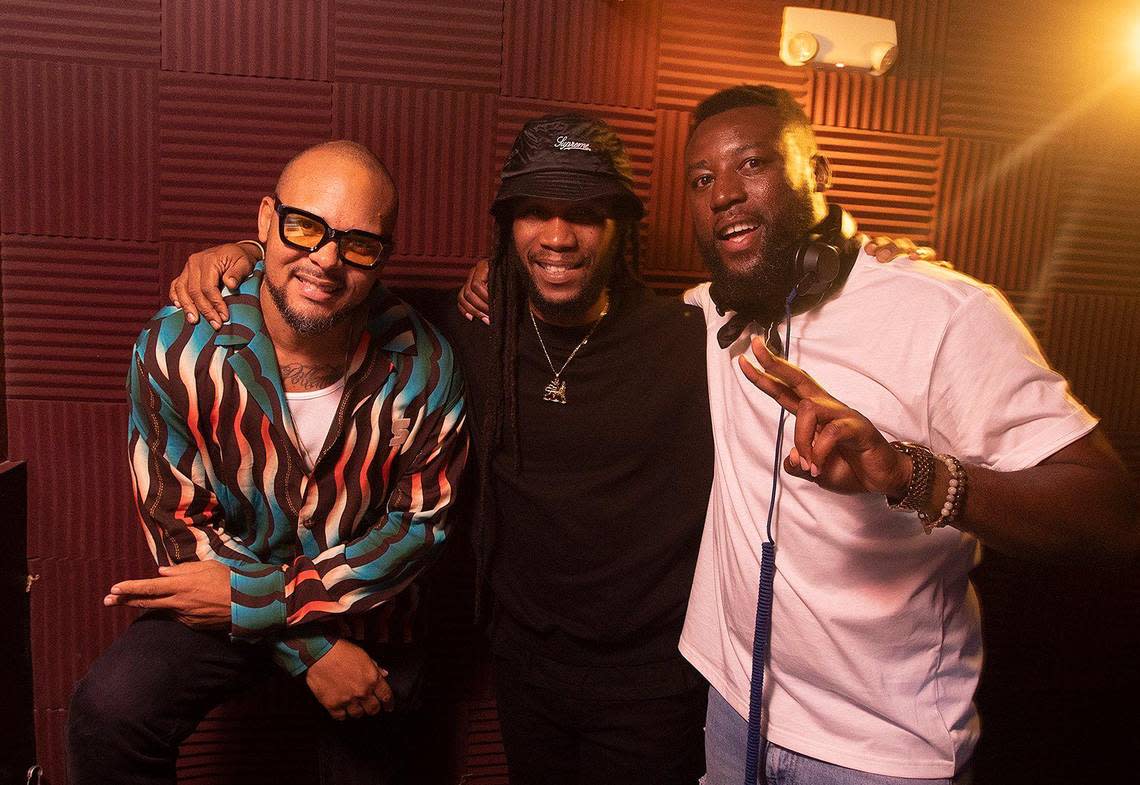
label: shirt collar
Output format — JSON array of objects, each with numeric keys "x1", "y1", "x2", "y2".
[{"x1": 213, "y1": 262, "x2": 418, "y2": 356}]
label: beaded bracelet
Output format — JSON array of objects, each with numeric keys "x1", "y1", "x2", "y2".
[
  {"x1": 887, "y1": 441, "x2": 936, "y2": 514},
  {"x1": 920, "y1": 453, "x2": 967, "y2": 535}
]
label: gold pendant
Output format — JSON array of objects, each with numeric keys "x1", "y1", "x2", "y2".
[{"x1": 543, "y1": 377, "x2": 567, "y2": 404}]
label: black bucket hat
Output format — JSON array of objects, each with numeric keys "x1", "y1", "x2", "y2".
[{"x1": 491, "y1": 113, "x2": 645, "y2": 219}]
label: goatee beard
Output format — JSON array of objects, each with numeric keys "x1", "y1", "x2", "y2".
[
  {"x1": 512, "y1": 246, "x2": 612, "y2": 324},
  {"x1": 265, "y1": 274, "x2": 357, "y2": 337}
]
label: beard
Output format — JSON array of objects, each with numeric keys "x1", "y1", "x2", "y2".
[
  {"x1": 698, "y1": 189, "x2": 817, "y2": 315},
  {"x1": 264, "y1": 271, "x2": 359, "y2": 337},
  {"x1": 511, "y1": 244, "x2": 615, "y2": 324}
]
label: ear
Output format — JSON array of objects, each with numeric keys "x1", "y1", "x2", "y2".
[
  {"x1": 810, "y1": 154, "x2": 831, "y2": 193},
  {"x1": 257, "y1": 196, "x2": 274, "y2": 245}
]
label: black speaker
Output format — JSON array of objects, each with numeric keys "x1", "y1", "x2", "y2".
[{"x1": 0, "y1": 461, "x2": 36, "y2": 782}]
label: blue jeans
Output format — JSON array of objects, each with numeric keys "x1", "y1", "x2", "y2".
[{"x1": 701, "y1": 686, "x2": 972, "y2": 785}]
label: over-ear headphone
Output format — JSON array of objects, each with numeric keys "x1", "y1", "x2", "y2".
[{"x1": 791, "y1": 203, "x2": 844, "y2": 297}]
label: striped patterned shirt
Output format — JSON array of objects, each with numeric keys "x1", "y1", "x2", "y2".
[{"x1": 127, "y1": 265, "x2": 468, "y2": 675}]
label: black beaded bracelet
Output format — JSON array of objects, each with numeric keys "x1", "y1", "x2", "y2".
[{"x1": 887, "y1": 441, "x2": 936, "y2": 514}]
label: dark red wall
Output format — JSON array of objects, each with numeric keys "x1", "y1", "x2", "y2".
[{"x1": 3, "y1": 1, "x2": 1139, "y2": 783}]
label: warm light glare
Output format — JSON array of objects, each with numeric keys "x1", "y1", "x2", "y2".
[{"x1": 1132, "y1": 20, "x2": 1140, "y2": 70}]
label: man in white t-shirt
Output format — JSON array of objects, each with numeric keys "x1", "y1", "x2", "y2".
[{"x1": 678, "y1": 85, "x2": 1138, "y2": 784}]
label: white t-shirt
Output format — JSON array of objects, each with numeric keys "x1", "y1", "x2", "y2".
[
  {"x1": 285, "y1": 377, "x2": 346, "y2": 472},
  {"x1": 679, "y1": 251, "x2": 1097, "y2": 778}
]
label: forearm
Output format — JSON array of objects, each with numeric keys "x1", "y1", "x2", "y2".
[{"x1": 919, "y1": 439, "x2": 1139, "y2": 566}]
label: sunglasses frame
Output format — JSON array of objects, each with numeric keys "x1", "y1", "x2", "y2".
[{"x1": 272, "y1": 195, "x2": 392, "y2": 269}]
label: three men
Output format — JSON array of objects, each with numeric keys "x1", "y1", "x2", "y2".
[
  {"x1": 679, "y1": 85, "x2": 1138, "y2": 784},
  {"x1": 68, "y1": 141, "x2": 468, "y2": 785},
  {"x1": 124, "y1": 82, "x2": 1136, "y2": 785}
]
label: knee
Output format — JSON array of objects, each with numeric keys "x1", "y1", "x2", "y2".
[{"x1": 69, "y1": 656, "x2": 151, "y2": 743}]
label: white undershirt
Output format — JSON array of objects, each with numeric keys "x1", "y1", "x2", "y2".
[{"x1": 285, "y1": 377, "x2": 346, "y2": 471}]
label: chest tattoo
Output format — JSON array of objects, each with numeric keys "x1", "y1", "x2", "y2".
[{"x1": 280, "y1": 362, "x2": 343, "y2": 391}]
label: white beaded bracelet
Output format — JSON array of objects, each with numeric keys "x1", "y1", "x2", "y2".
[{"x1": 920, "y1": 453, "x2": 966, "y2": 535}]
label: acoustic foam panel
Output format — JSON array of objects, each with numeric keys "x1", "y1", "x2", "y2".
[
  {"x1": 1042, "y1": 292, "x2": 1140, "y2": 435},
  {"x1": 1, "y1": 237, "x2": 160, "y2": 403},
  {"x1": 5, "y1": 400, "x2": 140, "y2": 559},
  {"x1": 0, "y1": 59, "x2": 157, "y2": 240},
  {"x1": 940, "y1": 0, "x2": 1073, "y2": 143},
  {"x1": 334, "y1": 82, "x2": 498, "y2": 283},
  {"x1": 163, "y1": 0, "x2": 331, "y2": 81},
  {"x1": 335, "y1": 1, "x2": 502, "y2": 93},
  {"x1": 158, "y1": 72, "x2": 333, "y2": 242},
  {"x1": 0, "y1": 0, "x2": 160, "y2": 69},
  {"x1": 814, "y1": 124, "x2": 942, "y2": 241},
  {"x1": 645, "y1": 108, "x2": 702, "y2": 280},
  {"x1": 656, "y1": 0, "x2": 810, "y2": 111},
  {"x1": 503, "y1": 0, "x2": 659, "y2": 109},
  {"x1": 934, "y1": 136, "x2": 1062, "y2": 294}
]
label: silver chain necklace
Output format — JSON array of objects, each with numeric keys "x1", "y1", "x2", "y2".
[{"x1": 529, "y1": 297, "x2": 609, "y2": 405}]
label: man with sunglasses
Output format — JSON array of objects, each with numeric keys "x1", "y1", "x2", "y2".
[{"x1": 68, "y1": 140, "x2": 469, "y2": 785}]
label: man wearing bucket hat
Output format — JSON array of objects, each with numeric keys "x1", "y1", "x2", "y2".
[
  {"x1": 166, "y1": 113, "x2": 928, "y2": 783},
  {"x1": 455, "y1": 114, "x2": 714, "y2": 784},
  {"x1": 166, "y1": 114, "x2": 714, "y2": 784}
]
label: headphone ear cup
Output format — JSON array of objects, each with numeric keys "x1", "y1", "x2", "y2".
[{"x1": 793, "y1": 240, "x2": 841, "y2": 296}]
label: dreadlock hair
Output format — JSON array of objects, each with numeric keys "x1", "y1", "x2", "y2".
[{"x1": 471, "y1": 210, "x2": 644, "y2": 618}]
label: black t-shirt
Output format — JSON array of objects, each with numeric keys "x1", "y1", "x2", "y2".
[{"x1": 435, "y1": 286, "x2": 714, "y2": 693}]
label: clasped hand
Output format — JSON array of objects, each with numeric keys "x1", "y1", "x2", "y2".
[
  {"x1": 305, "y1": 639, "x2": 395, "y2": 720},
  {"x1": 740, "y1": 336, "x2": 911, "y2": 497}
]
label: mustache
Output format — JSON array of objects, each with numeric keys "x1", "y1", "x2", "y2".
[
  {"x1": 291, "y1": 263, "x2": 343, "y2": 283},
  {"x1": 526, "y1": 250, "x2": 592, "y2": 266}
]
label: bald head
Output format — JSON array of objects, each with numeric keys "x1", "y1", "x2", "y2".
[{"x1": 276, "y1": 140, "x2": 399, "y2": 234}]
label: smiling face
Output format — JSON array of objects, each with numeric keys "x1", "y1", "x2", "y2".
[
  {"x1": 685, "y1": 104, "x2": 826, "y2": 309},
  {"x1": 510, "y1": 196, "x2": 620, "y2": 325},
  {"x1": 256, "y1": 146, "x2": 396, "y2": 339}
]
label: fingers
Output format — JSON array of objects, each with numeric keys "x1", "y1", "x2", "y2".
[
  {"x1": 807, "y1": 416, "x2": 863, "y2": 471},
  {"x1": 108, "y1": 577, "x2": 171, "y2": 597},
  {"x1": 103, "y1": 593, "x2": 173, "y2": 609},
  {"x1": 226, "y1": 251, "x2": 256, "y2": 288},
  {"x1": 458, "y1": 263, "x2": 491, "y2": 324},
  {"x1": 344, "y1": 701, "x2": 366, "y2": 720},
  {"x1": 373, "y1": 675, "x2": 394, "y2": 712},
  {"x1": 871, "y1": 237, "x2": 917, "y2": 262},
  {"x1": 744, "y1": 336, "x2": 825, "y2": 398},
  {"x1": 457, "y1": 286, "x2": 489, "y2": 325},
  {"x1": 784, "y1": 448, "x2": 813, "y2": 481},
  {"x1": 738, "y1": 352, "x2": 798, "y2": 411},
  {"x1": 472, "y1": 264, "x2": 490, "y2": 305},
  {"x1": 792, "y1": 399, "x2": 820, "y2": 476},
  {"x1": 358, "y1": 694, "x2": 383, "y2": 716},
  {"x1": 190, "y1": 257, "x2": 228, "y2": 329},
  {"x1": 171, "y1": 276, "x2": 199, "y2": 324}
]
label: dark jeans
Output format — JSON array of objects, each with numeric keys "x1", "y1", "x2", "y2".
[
  {"x1": 68, "y1": 614, "x2": 421, "y2": 785},
  {"x1": 492, "y1": 654, "x2": 707, "y2": 785}
]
